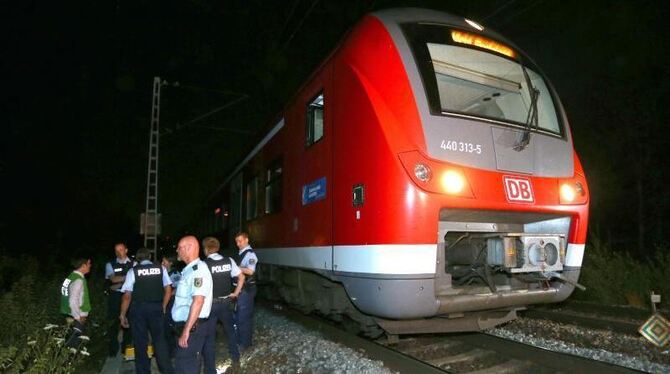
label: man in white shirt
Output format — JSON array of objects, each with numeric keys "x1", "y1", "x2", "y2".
[{"x1": 171, "y1": 236, "x2": 213, "y2": 374}]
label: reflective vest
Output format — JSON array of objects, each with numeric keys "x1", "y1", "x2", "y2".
[{"x1": 60, "y1": 272, "x2": 91, "y2": 316}]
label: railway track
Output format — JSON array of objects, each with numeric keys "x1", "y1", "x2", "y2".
[
  {"x1": 521, "y1": 308, "x2": 642, "y2": 335},
  {"x1": 263, "y1": 301, "x2": 641, "y2": 373},
  {"x1": 520, "y1": 300, "x2": 659, "y2": 336},
  {"x1": 381, "y1": 333, "x2": 639, "y2": 373}
]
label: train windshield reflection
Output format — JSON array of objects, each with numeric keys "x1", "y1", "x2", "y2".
[{"x1": 426, "y1": 43, "x2": 560, "y2": 134}]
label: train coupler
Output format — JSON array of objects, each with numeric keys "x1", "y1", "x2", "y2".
[{"x1": 542, "y1": 271, "x2": 586, "y2": 291}]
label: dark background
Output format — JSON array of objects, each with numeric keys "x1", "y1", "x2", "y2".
[{"x1": 4, "y1": 0, "x2": 669, "y2": 260}]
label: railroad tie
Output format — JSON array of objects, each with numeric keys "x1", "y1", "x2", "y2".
[
  {"x1": 401, "y1": 340, "x2": 462, "y2": 356},
  {"x1": 427, "y1": 348, "x2": 490, "y2": 367},
  {"x1": 464, "y1": 359, "x2": 533, "y2": 374}
]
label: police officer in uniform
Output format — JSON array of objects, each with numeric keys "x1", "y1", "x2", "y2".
[
  {"x1": 202, "y1": 237, "x2": 245, "y2": 372},
  {"x1": 60, "y1": 257, "x2": 92, "y2": 348},
  {"x1": 105, "y1": 242, "x2": 134, "y2": 356},
  {"x1": 161, "y1": 254, "x2": 180, "y2": 357},
  {"x1": 233, "y1": 232, "x2": 258, "y2": 352},
  {"x1": 119, "y1": 248, "x2": 174, "y2": 374},
  {"x1": 172, "y1": 236, "x2": 213, "y2": 374}
]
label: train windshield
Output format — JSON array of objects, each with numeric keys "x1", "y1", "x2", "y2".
[{"x1": 403, "y1": 24, "x2": 562, "y2": 135}]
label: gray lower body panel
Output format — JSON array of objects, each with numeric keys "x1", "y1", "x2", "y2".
[{"x1": 335, "y1": 268, "x2": 580, "y2": 320}]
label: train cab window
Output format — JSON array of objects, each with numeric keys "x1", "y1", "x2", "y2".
[
  {"x1": 306, "y1": 92, "x2": 324, "y2": 146},
  {"x1": 245, "y1": 176, "x2": 259, "y2": 220},
  {"x1": 402, "y1": 24, "x2": 562, "y2": 136},
  {"x1": 265, "y1": 159, "x2": 283, "y2": 214}
]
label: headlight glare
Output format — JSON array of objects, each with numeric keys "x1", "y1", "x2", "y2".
[
  {"x1": 560, "y1": 183, "x2": 576, "y2": 203},
  {"x1": 441, "y1": 170, "x2": 465, "y2": 194}
]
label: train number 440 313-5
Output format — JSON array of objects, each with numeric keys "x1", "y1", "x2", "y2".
[{"x1": 440, "y1": 139, "x2": 482, "y2": 154}]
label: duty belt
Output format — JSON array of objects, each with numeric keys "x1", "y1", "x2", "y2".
[{"x1": 172, "y1": 318, "x2": 208, "y2": 335}]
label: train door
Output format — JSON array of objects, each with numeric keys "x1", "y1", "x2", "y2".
[
  {"x1": 228, "y1": 173, "x2": 243, "y2": 246},
  {"x1": 294, "y1": 66, "x2": 333, "y2": 248}
]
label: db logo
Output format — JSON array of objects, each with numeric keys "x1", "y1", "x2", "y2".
[{"x1": 503, "y1": 176, "x2": 534, "y2": 203}]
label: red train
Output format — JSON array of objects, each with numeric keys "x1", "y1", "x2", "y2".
[{"x1": 203, "y1": 8, "x2": 589, "y2": 336}]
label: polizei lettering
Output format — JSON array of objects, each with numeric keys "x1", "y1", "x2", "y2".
[
  {"x1": 211, "y1": 264, "x2": 231, "y2": 273},
  {"x1": 137, "y1": 268, "x2": 161, "y2": 276}
]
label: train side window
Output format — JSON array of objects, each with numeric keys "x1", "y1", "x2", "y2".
[
  {"x1": 265, "y1": 158, "x2": 283, "y2": 214},
  {"x1": 306, "y1": 92, "x2": 324, "y2": 146},
  {"x1": 245, "y1": 176, "x2": 259, "y2": 220}
]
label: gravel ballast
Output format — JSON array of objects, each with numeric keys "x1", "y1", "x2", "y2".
[
  {"x1": 212, "y1": 305, "x2": 670, "y2": 373},
  {"x1": 488, "y1": 317, "x2": 670, "y2": 373},
  {"x1": 215, "y1": 307, "x2": 394, "y2": 373}
]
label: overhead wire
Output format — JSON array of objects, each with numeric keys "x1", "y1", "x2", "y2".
[
  {"x1": 280, "y1": 0, "x2": 321, "y2": 52},
  {"x1": 480, "y1": 0, "x2": 519, "y2": 22},
  {"x1": 277, "y1": 0, "x2": 302, "y2": 43},
  {"x1": 491, "y1": 0, "x2": 546, "y2": 26}
]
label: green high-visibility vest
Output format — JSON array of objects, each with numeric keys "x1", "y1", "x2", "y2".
[{"x1": 60, "y1": 271, "x2": 91, "y2": 316}]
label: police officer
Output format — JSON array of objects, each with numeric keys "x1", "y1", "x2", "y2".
[
  {"x1": 60, "y1": 257, "x2": 92, "y2": 348},
  {"x1": 202, "y1": 237, "x2": 245, "y2": 372},
  {"x1": 105, "y1": 242, "x2": 134, "y2": 357},
  {"x1": 161, "y1": 254, "x2": 180, "y2": 357},
  {"x1": 172, "y1": 236, "x2": 213, "y2": 374},
  {"x1": 233, "y1": 232, "x2": 257, "y2": 352},
  {"x1": 118, "y1": 248, "x2": 174, "y2": 374}
]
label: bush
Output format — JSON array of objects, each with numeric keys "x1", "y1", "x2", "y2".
[
  {"x1": 0, "y1": 254, "x2": 108, "y2": 373},
  {"x1": 0, "y1": 324, "x2": 90, "y2": 374},
  {"x1": 575, "y1": 237, "x2": 670, "y2": 306}
]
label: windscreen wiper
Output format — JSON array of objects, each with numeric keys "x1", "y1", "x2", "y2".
[{"x1": 514, "y1": 64, "x2": 540, "y2": 151}]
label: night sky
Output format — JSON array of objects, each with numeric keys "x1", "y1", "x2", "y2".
[{"x1": 4, "y1": 0, "x2": 670, "y2": 258}]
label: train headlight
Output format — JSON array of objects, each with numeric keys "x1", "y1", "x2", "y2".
[
  {"x1": 560, "y1": 183, "x2": 576, "y2": 202},
  {"x1": 414, "y1": 163, "x2": 432, "y2": 182},
  {"x1": 398, "y1": 151, "x2": 474, "y2": 198},
  {"x1": 560, "y1": 180, "x2": 586, "y2": 204},
  {"x1": 441, "y1": 170, "x2": 465, "y2": 194}
]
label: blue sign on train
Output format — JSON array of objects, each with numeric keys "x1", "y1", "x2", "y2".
[{"x1": 302, "y1": 177, "x2": 327, "y2": 205}]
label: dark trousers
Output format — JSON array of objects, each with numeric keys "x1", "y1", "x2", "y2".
[
  {"x1": 164, "y1": 297, "x2": 176, "y2": 358},
  {"x1": 235, "y1": 285, "x2": 256, "y2": 350},
  {"x1": 107, "y1": 291, "x2": 132, "y2": 355},
  {"x1": 129, "y1": 302, "x2": 175, "y2": 374},
  {"x1": 174, "y1": 320, "x2": 207, "y2": 374},
  {"x1": 203, "y1": 300, "x2": 239, "y2": 373},
  {"x1": 64, "y1": 318, "x2": 86, "y2": 348}
]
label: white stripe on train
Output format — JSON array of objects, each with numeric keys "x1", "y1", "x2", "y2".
[{"x1": 255, "y1": 242, "x2": 585, "y2": 275}]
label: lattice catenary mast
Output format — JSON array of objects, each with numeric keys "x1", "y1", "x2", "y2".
[{"x1": 141, "y1": 77, "x2": 162, "y2": 260}]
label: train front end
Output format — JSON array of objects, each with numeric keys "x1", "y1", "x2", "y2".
[{"x1": 339, "y1": 9, "x2": 589, "y2": 333}]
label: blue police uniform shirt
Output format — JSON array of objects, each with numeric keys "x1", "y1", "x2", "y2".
[
  {"x1": 206, "y1": 253, "x2": 242, "y2": 278},
  {"x1": 120, "y1": 260, "x2": 172, "y2": 292},
  {"x1": 168, "y1": 271, "x2": 181, "y2": 288},
  {"x1": 238, "y1": 246, "x2": 258, "y2": 272},
  {"x1": 171, "y1": 259, "x2": 213, "y2": 322}
]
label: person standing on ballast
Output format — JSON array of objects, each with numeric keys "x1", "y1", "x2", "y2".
[
  {"x1": 233, "y1": 232, "x2": 257, "y2": 353},
  {"x1": 105, "y1": 242, "x2": 135, "y2": 357},
  {"x1": 202, "y1": 237, "x2": 245, "y2": 372}
]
